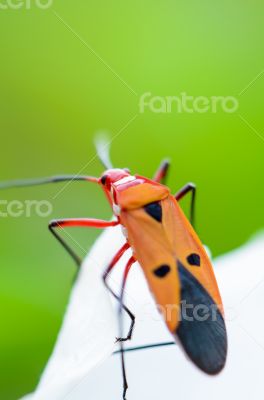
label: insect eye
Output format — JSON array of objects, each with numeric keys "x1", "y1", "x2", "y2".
[{"x1": 101, "y1": 175, "x2": 108, "y2": 185}]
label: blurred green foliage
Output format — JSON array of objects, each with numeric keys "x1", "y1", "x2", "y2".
[{"x1": 0, "y1": 0, "x2": 263, "y2": 398}]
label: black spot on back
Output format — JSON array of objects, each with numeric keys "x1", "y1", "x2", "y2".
[
  {"x1": 153, "y1": 264, "x2": 171, "y2": 278},
  {"x1": 187, "y1": 253, "x2": 201, "y2": 266},
  {"x1": 144, "y1": 201, "x2": 162, "y2": 222},
  {"x1": 175, "y1": 261, "x2": 227, "y2": 374}
]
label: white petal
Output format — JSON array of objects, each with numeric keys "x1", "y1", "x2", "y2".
[
  {"x1": 23, "y1": 231, "x2": 264, "y2": 400},
  {"x1": 23, "y1": 225, "x2": 125, "y2": 400},
  {"x1": 66, "y1": 233, "x2": 264, "y2": 400}
]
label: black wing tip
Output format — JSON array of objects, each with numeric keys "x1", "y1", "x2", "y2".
[
  {"x1": 199, "y1": 352, "x2": 227, "y2": 375},
  {"x1": 204, "y1": 358, "x2": 227, "y2": 375},
  {"x1": 194, "y1": 342, "x2": 227, "y2": 375},
  {"x1": 176, "y1": 261, "x2": 228, "y2": 375},
  {"x1": 175, "y1": 329, "x2": 228, "y2": 375}
]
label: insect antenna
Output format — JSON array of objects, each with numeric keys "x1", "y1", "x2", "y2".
[
  {"x1": 94, "y1": 133, "x2": 114, "y2": 170},
  {"x1": 113, "y1": 341, "x2": 175, "y2": 354},
  {"x1": 0, "y1": 175, "x2": 99, "y2": 190}
]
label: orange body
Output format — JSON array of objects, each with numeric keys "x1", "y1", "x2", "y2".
[
  {"x1": 121, "y1": 195, "x2": 223, "y2": 332},
  {"x1": 104, "y1": 171, "x2": 227, "y2": 374},
  {"x1": 116, "y1": 180, "x2": 222, "y2": 330}
]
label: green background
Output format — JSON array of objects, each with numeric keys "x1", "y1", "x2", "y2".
[{"x1": 0, "y1": 1, "x2": 263, "y2": 398}]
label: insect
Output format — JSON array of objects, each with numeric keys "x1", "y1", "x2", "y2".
[{"x1": 0, "y1": 139, "x2": 227, "y2": 399}]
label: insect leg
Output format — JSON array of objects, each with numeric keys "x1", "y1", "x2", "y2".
[
  {"x1": 49, "y1": 218, "x2": 119, "y2": 267},
  {"x1": 118, "y1": 256, "x2": 136, "y2": 400},
  {"x1": 103, "y1": 243, "x2": 135, "y2": 342},
  {"x1": 175, "y1": 182, "x2": 196, "y2": 227},
  {"x1": 117, "y1": 256, "x2": 136, "y2": 341},
  {"x1": 153, "y1": 159, "x2": 170, "y2": 183},
  {"x1": 103, "y1": 247, "x2": 136, "y2": 399}
]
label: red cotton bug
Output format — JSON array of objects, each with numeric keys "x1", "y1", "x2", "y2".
[{"x1": 0, "y1": 139, "x2": 227, "y2": 399}]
